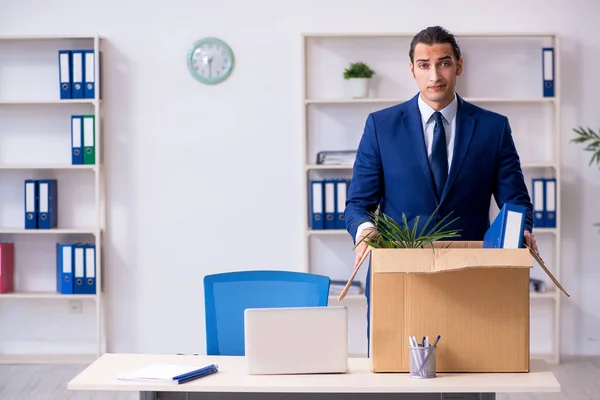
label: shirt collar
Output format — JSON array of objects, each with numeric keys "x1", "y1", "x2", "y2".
[{"x1": 417, "y1": 92, "x2": 458, "y2": 125}]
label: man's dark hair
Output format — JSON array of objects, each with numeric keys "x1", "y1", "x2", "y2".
[{"x1": 409, "y1": 26, "x2": 461, "y2": 63}]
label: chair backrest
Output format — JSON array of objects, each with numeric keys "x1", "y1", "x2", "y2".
[{"x1": 203, "y1": 270, "x2": 330, "y2": 356}]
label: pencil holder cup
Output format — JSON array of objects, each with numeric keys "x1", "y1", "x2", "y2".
[{"x1": 408, "y1": 345, "x2": 436, "y2": 379}]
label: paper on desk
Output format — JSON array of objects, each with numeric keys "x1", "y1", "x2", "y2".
[{"x1": 118, "y1": 363, "x2": 198, "y2": 382}]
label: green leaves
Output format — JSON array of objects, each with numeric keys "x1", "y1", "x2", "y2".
[
  {"x1": 343, "y1": 62, "x2": 375, "y2": 79},
  {"x1": 572, "y1": 126, "x2": 600, "y2": 168},
  {"x1": 572, "y1": 126, "x2": 600, "y2": 231},
  {"x1": 356, "y1": 207, "x2": 461, "y2": 249}
]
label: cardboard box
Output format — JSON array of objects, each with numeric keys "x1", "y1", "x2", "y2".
[{"x1": 338, "y1": 241, "x2": 568, "y2": 373}]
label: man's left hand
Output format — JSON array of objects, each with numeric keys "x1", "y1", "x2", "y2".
[{"x1": 524, "y1": 230, "x2": 538, "y2": 253}]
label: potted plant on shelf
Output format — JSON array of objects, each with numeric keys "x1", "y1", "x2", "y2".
[
  {"x1": 343, "y1": 62, "x2": 375, "y2": 99},
  {"x1": 571, "y1": 126, "x2": 600, "y2": 231}
]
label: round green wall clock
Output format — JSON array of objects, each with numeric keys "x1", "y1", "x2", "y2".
[{"x1": 187, "y1": 37, "x2": 234, "y2": 84}]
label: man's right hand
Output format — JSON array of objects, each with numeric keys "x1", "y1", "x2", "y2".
[{"x1": 354, "y1": 227, "x2": 378, "y2": 270}]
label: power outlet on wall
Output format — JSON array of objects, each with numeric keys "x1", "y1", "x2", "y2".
[{"x1": 69, "y1": 300, "x2": 82, "y2": 314}]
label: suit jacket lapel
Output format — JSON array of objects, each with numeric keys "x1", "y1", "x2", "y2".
[
  {"x1": 440, "y1": 96, "x2": 476, "y2": 204},
  {"x1": 402, "y1": 95, "x2": 437, "y2": 201}
]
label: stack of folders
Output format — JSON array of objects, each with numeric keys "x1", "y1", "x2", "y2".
[
  {"x1": 532, "y1": 178, "x2": 557, "y2": 228},
  {"x1": 58, "y1": 49, "x2": 100, "y2": 100},
  {"x1": 24, "y1": 179, "x2": 58, "y2": 230},
  {"x1": 483, "y1": 203, "x2": 527, "y2": 249},
  {"x1": 329, "y1": 280, "x2": 361, "y2": 296},
  {"x1": 71, "y1": 115, "x2": 96, "y2": 165},
  {"x1": 0, "y1": 243, "x2": 15, "y2": 294},
  {"x1": 310, "y1": 179, "x2": 350, "y2": 230},
  {"x1": 56, "y1": 243, "x2": 96, "y2": 295}
]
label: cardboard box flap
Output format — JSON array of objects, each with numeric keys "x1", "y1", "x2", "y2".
[
  {"x1": 336, "y1": 242, "x2": 570, "y2": 301},
  {"x1": 371, "y1": 247, "x2": 532, "y2": 274},
  {"x1": 337, "y1": 246, "x2": 372, "y2": 301},
  {"x1": 528, "y1": 246, "x2": 570, "y2": 297}
]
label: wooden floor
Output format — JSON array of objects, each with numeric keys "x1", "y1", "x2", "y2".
[{"x1": 0, "y1": 356, "x2": 598, "y2": 400}]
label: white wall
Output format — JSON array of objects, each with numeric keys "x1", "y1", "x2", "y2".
[{"x1": 0, "y1": 0, "x2": 599, "y2": 357}]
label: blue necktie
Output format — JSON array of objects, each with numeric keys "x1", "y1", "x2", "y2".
[{"x1": 431, "y1": 111, "x2": 448, "y2": 200}]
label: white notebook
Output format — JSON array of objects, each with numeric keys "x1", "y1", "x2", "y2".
[{"x1": 118, "y1": 363, "x2": 217, "y2": 382}]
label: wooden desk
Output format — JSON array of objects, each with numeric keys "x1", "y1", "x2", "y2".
[{"x1": 67, "y1": 354, "x2": 560, "y2": 400}]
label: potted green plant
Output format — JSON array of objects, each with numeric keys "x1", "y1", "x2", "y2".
[
  {"x1": 343, "y1": 62, "x2": 375, "y2": 99},
  {"x1": 572, "y1": 126, "x2": 600, "y2": 230}
]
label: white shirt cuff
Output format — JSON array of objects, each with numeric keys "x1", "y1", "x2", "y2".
[{"x1": 355, "y1": 221, "x2": 375, "y2": 243}]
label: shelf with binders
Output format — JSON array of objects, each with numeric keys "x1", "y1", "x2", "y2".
[
  {"x1": 0, "y1": 34, "x2": 105, "y2": 363},
  {"x1": 0, "y1": 103, "x2": 100, "y2": 168},
  {"x1": 0, "y1": 170, "x2": 99, "y2": 232},
  {"x1": 303, "y1": 33, "x2": 557, "y2": 102},
  {"x1": 0, "y1": 35, "x2": 101, "y2": 103},
  {"x1": 0, "y1": 233, "x2": 98, "y2": 297}
]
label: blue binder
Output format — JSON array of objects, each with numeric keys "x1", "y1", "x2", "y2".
[
  {"x1": 83, "y1": 50, "x2": 95, "y2": 99},
  {"x1": 58, "y1": 50, "x2": 72, "y2": 99},
  {"x1": 37, "y1": 179, "x2": 58, "y2": 229},
  {"x1": 483, "y1": 203, "x2": 527, "y2": 249},
  {"x1": 324, "y1": 180, "x2": 336, "y2": 229},
  {"x1": 544, "y1": 178, "x2": 557, "y2": 228},
  {"x1": 56, "y1": 243, "x2": 74, "y2": 294},
  {"x1": 310, "y1": 180, "x2": 324, "y2": 230},
  {"x1": 71, "y1": 50, "x2": 84, "y2": 99},
  {"x1": 532, "y1": 178, "x2": 545, "y2": 227},
  {"x1": 24, "y1": 179, "x2": 38, "y2": 229},
  {"x1": 542, "y1": 47, "x2": 555, "y2": 97},
  {"x1": 71, "y1": 115, "x2": 83, "y2": 164},
  {"x1": 83, "y1": 244, "x2": 96, "y2": 294},
  {"x1": 73, "y1": 244, "x2": 86, "y2": 294},
  {"x1": 335, "y1": 179, "x2": 348, "y2": 229}
]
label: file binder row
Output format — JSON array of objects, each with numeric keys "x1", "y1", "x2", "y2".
[
  {"x1": 71, "y1": 115, "x2": 96, "y2": 165},
  {"x1": 532, "y1": 177, "x2": 557, "y2": 228},
  {"x1": 56, "y1": 243, "x2": 96, "y2": 295},
  {"x1": 58, "y1": 49, "x2": 99, "y2": 100},
  {"x1": 24, "y1": 179, "x2": 58, "y2": 229},
  {"x1": 542, "y1": 47, "x2": 554, "y2": 97},
  {"x1": 310, "y1": 179, "x2": 349, "y2": 230}
]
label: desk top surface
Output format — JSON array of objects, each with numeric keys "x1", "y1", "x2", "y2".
[{"x1": 67, "y1": 354, "x2": 560, "y2": 394}]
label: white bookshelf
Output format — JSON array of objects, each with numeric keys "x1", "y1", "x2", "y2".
[
  {"x1": 0, "y1": 34, "x2": 106, "y2": 363},
  {"x1": 301, "y1": 32, "x2": 562, "y2": 363}
]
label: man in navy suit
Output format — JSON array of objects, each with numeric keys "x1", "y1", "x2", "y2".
[{"x1": 344, "y1": 26, "x2": 538, "y2": 342}]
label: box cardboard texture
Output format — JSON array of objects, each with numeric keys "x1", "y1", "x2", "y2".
[{"x1": 338, "y1": 241, "x2": 569, "y2": 373}]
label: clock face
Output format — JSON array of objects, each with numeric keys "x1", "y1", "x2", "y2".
[{"x1": 187, "y1": 38, "x2": 234, "y2": 84}]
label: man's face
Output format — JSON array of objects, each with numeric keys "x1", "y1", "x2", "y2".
[{"x1": 410, "y1": 42, "x2": 462, "y2": 110}]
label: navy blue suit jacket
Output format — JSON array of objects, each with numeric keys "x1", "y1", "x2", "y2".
[{"x1": 345, "y1": 93, "x2": 534, "y2": 242}]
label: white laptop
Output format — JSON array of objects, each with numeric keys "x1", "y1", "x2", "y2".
[{"x1": 244, "y1": 306, "x2": 348, "y2": 375}]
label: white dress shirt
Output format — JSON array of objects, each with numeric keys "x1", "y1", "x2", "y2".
[{"x1": 354, "y1": 93, "x2": 458, "y2": 243}]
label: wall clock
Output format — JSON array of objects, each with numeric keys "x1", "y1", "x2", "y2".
[{"x1": 187, "y1": 37, "x2": 234, "y2": 84}]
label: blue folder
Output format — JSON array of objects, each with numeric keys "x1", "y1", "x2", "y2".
[
  {"x1": 56, "y1": 243, "x2": 74, "y2": 294},
  {"x1": 483, "y1": 203, "x2": 527, "y2": 249}
]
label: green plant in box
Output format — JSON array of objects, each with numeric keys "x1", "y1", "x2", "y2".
[{"x1": 355, "y1": 206, "x2": 461, "y2": 249}]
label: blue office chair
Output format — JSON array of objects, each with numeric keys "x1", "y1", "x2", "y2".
[{"x1": 203, "y1": 270, "x2": 330, "y2": 356}]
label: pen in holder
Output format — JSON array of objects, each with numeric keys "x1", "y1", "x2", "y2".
[{"x1": 408, "y1": 335, "x2": 440, "y2": 379}]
